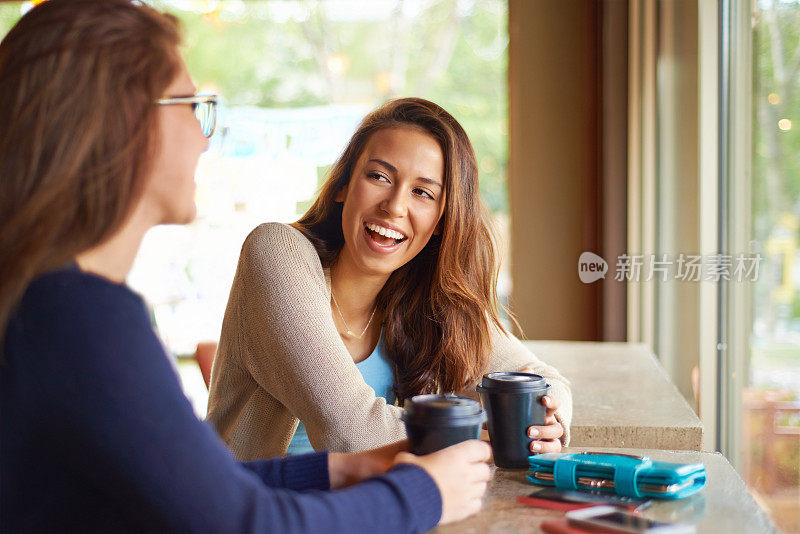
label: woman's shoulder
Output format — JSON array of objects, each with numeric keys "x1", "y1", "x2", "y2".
[
  {"x1": 241, "y1": 222, "x2": 319, "y2": 263},
  {"x1": 244, "y1": 221, "x2": 313, "y2": 250},
  {"x1": 238, "y1": 222, "x2": 326, "y2": 286},
  {"x1": 9, "y1": 266, "x2": 157, "y2": 369},
  {"x1": 23, "y1": 265, "x2": 144, "y2": 320}
]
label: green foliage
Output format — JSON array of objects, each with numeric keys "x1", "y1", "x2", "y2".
[
  {"x1": 0, "y1": 4, "x2": 22, "y2": 34},
  {"x1": 752, "y1": 1, "x2": 800, "y2": 238},
  {"x1": 792, "y1": 291, "x2": 800, "y2": 319}
]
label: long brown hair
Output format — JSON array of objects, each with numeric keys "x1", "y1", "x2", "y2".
[
  {"x1": 295, "y1": 97, "x2": 509, "y2": 399},
  {"x1": 0, "y1": 0, "x2": 181, "y2": 350}
]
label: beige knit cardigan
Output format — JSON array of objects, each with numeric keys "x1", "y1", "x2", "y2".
[{"x1": 206, "y1": 223, "x2": 572, "y2": 461}]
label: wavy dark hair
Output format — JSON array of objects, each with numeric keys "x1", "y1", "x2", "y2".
[
  {"x1": 294, "y1": 97, "x2": 510, "y2": 399},
  {"x1": 0, "y1": 0, "x2": 181, "y2": 352}
]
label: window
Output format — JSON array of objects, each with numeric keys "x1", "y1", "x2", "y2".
[{"x1": 743, "y1": 1, "x2": 800, "y2": 530}]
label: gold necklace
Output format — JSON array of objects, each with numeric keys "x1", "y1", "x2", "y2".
[{"x1": 331, "y1": 291, "x2": 377, "y2": 339}]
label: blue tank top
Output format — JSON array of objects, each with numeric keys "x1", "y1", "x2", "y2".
[{"x1": 285, "y1": 330, "x2": 396, "y2": 456}]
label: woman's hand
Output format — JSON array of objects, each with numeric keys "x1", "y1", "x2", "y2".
[
  {"x1": 394, "y1": 440, "x2": 492, "y2": 525},
  {"x1": 328, "y1": 439, "x2": 409, "y2": 489},
  {"x1": 518, "y1": 366, "x2": 563, "y2": 454},
  {"x1": 528, "y1": 395, "x2": 563, "y2": 453}
]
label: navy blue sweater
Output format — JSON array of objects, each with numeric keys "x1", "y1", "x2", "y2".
[{"x1": 0, "y1": 265, "x2": 441, "y2": 533}]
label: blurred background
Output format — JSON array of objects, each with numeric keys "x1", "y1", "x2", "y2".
[{"x1": 0, "y1": 1, "x2": 796, "y2": 531}]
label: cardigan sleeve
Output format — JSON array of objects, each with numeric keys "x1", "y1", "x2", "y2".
[
  {"x1": 231, "y1": 223, "x2": 407, "y2": 452},
  {"x1": 474, "y1": 324, "x2": 573, "y2": 446},
  {"x1": 239, "y1": 452, "x2": 330, "y2": 491}
]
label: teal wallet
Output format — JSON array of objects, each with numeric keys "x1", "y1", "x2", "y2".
[{"x1": 526, "y1": 452, "x2": 706, "y2": 500}]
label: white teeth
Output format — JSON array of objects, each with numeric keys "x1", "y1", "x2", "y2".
[{"x1": 365, "y1": 223, "x2": 406, "y2": 240}]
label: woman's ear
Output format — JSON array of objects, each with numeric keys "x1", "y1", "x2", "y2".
[{"x1": 334, "y1": 185, "x2": 348, "y2": 202}]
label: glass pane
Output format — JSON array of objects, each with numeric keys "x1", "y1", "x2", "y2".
[{"x1": 748, "y1": 1, "x2": 800, "y2": 532}]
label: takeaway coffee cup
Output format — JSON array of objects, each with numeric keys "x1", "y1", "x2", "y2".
[
  {"x1": 477, "y1": 372, "x2": 551, "y2": 469},
  {"x1": 401, "y1": 394, "x2": 486, "y2": 455}
]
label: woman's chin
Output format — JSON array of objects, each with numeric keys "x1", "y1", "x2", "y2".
[
  {"x1": 350, "y1": 251, "x2": 405, "y2": 278},
  {"x1": 158, "y1": 204, "x2": 197, "y2": 227}
]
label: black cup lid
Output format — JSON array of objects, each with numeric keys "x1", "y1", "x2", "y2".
[
  {"x1": 478, "y1": 371, "x2": 549, "y2": 392},
  {"x1": 401, "y1": 394, "x2": 484, "y2": 424}
]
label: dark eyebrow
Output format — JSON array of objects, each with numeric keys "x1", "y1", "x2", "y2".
[
  {"x1": 367, "y1": 158, "x2": 443, "y2": 189},
  {"x1": 417, "y1": 176, "x2": 443, "y2": 189},
  {"x1": 368, "y1": 158, "x2": 397, "y2": 173}
]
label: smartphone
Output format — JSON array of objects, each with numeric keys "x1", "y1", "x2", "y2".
[{"x1": 566, "y1": 506, "x2": 695, "y2": 534}]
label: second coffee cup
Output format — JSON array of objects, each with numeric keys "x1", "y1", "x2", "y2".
[
  {"x1": 477, "y1": 372, "x2": 551, "y2": 469},
  {"x1": 401, "y1": 394, "x2": 486, "y2": 455}
]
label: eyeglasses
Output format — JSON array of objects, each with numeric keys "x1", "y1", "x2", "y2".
[{"x1": 155, "y1": 94, "x2": 218, "y2": 138}]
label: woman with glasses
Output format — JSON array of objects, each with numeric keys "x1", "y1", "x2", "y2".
[
  {"x1": 206, "y1": 96, "x2": 572, "y2": 460},
  {"x1": 0, "y1": 1, "x2": 491, "y2": 532}
]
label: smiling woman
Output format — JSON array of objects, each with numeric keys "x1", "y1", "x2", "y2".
[{"x1": 206, "y1": 98, "x2": 573, "y2": 460}]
